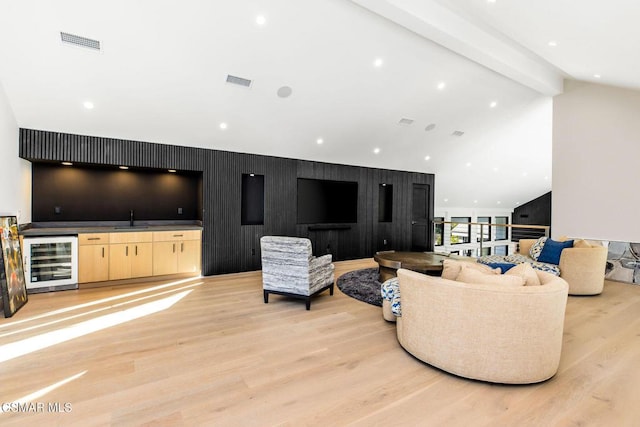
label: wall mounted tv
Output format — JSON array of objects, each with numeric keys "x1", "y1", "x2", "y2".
[{"x1": 297, "y1": 178, "x2": 358, "y2": 224}]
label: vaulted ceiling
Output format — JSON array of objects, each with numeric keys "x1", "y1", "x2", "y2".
[{"x1": 1, "y1": 1, "x2": 638, "y2": 209}]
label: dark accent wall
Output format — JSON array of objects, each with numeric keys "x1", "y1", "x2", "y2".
[
  {"x1": 512, "y1": 191, "x2": 552, "y2": 240},
  {"x1": 20, "y1": 128, "x2": 435, "y2": 275},
  {"x1": 32, "y1": 163, "x2": 201, "y2": 222}
]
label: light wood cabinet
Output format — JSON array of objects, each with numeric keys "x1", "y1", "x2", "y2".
[
  {"x1": 78, "y1": 233, "x2": 110, "y2": 283},
  {"x1": 108, "y1": 232, "x2": 153, "y2": 280},
  {"x1": 78, "y1": 229, "x2": 200, "y2": 284},
  {"x1": 152, "y1": 230, "x2": 201, "y2": 275}
]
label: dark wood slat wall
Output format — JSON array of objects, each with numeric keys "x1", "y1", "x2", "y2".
[{"x1": 20, "y1": 129, "x2": 435, "y2": 276}]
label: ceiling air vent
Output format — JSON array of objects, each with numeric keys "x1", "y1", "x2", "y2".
[
  {"x1": 452, "y1": 130, "x2": 465, "y2": 137},
  {"x1": 398, "y1": 118, "x2": 414, "y2": 126},
  {"x1": 226, "y1": 74, "x2": 252, "y2": 88},
  {"x1": 60, "y1": 32, "x2": 101, "y2": 51}
]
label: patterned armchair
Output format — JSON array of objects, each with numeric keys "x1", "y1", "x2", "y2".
[{"x1": 260, "y1": 236, "x2": 335, "y2": 310}]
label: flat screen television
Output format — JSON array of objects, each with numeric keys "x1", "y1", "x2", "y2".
[{"x1": 297, "y1": 178, "x2": 358, "y2": 224}]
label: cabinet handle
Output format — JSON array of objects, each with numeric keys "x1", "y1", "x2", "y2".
[
  {"x1": 88, "y1": 237, "x2": 101, "y2": 241},
  {"x1": 173, "y1": 243, "x2": 176, "y2": 253},
  {"x1": 102, "y1": 247, "x2": 105, "y2": 258},
  {"x1": 126, "y1": 246, "x2": 129, "y2": 256},
  {"x1": 173, "y1": 234, "x2": 183, "y2": 238},
  {"x1": 135, "y1": 245, "x2": 138, "y2": 256}
]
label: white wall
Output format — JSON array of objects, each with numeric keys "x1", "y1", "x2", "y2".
[
  {"x1": 553, "y1": 80, "x2": 640, "y2": 242},
  {"x1": 0, "y1": 80, "x2": 31, "y2": 223}
]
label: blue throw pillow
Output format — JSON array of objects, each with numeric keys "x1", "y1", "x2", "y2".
[
  {"x1": 537, "y1": 239, "x2": 574, "y2": 265},
  {"x1": 484, "y1": 262, "x2": 517, "y2": 273}
]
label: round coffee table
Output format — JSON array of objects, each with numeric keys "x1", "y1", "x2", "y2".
[{"x1": 374, "y1": 251, "x2": 467, "y2": 282}]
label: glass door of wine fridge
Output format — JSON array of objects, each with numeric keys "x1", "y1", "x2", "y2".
[{"x1": 23, "y1": 236, "x2": 78, "y2": 293}]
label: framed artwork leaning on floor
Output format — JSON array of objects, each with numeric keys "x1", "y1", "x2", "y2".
[{"x1": 0, "y1": 215, "x2": 28, "y2": 317}]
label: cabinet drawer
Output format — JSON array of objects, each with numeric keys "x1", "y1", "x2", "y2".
[
  {"x1": 153, "y1": 230, "x2": 201, "y2": 242},
  {"x1": 79, "y1": 233, "x2": 110, "y2": 245},
  {"x1": 109, "y1": 231, "x2": 153, "y2": 244}
]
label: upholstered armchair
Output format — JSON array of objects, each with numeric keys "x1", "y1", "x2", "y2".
[
  {"x1": 519, "y1": 238, "x2": 608, "y2": 295},
  {"x1": 260, "y1": 236, "x2": 335, "y2": 310}
]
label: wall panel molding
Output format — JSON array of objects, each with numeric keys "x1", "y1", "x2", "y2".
[{"x1": 20, "y1": 128, "x2": 435, "y2": 275}]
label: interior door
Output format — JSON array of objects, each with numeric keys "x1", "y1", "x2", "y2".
[{"x1": 411, "y1": 183, "x2": 431, "y2": 251}]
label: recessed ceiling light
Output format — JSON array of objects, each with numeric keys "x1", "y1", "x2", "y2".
[
  {"x1": 544, "y1": 176, "x2": 549, "y2": 180},
  {"x1": 594, "y1": 74, "x2": 601, "y2": 79},
  {"x1": 424, "y1": 156, "x2": 431, "y2": 161},
  {"x1": 168, "y1": 169, "x2": 176, "y2": 173},
  {"x1": 373, "y1": 148, "x2": 381, "y2": 154},
  {"x1": 548, "y1": 41, "x2": 557, "y2": 47},
  {"x1": 473, "y1": 200, "x2": 478, "y2": 204},
  {"x1": 61, "y1": 162, "x2": 73, "y2": 166},
  {"x1": 373, "y1": 58, "x2": 383, "y2": 67},
  {"x1": 522, "y1": 172, "x2": 528, "y2": 177},
  {"x1": 490, "y1": 101, "x2": 498, "y2": 108},
  {"x1": 256, "y1": 15, "x2": 266, "y2": 26},
  {"x1": 466, "y1": 162, "x2": 471, "y2": 167},
  {"x1": 219, "y1": 122, "x2": 228, "y2": 130},
  {"x1": 119, "y1": 166, "x2": 129, "y2": 170},
  {"x1": 316, "y1": 138, "x2": 323, "y2": 145},
  {"x1": 83, "y1": 101, "x2": 94, "y2": 109},
  {"x1": 437, "y1": 82, "x2": 446, "y2": 90},
  {"x1": 493, "y1": 167, "x2": 499, "y2": 172},
  {"x1": 444, "y1": 198, "x2": 449, "y2": 202},
  {"x1": 497, "y1": 201, "x2": 501, "y2": 205}
]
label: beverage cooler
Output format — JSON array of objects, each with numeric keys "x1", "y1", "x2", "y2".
[{"x1": 22, "y1": 236, "x2": 78, "y2": 293}]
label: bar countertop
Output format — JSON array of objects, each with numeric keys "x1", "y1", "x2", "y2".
[{"x1": 20, "y1": 221, "x2": 203, "y2": 237}]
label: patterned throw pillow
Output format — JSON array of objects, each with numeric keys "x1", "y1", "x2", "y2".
[{"x1": 529, "y1": 237, "x2": 548, "y2": 261}]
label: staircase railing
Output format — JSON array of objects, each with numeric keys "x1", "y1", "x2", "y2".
[{"x1": 433, "y1": 221, "x2": 550, "y2": 257}]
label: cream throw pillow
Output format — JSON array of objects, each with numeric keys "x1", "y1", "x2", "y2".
[
  {"x1": 505, "y1": 263, "x2": 541, "y2": 286},
  {"x1": 573, "y1": 239, "x2": 592, "y2": 248},
  {"x1": 441, "y1": 259, "x2": 499, "y2": 280},
  {"x1": 456, "y1": 264, "x2": 525, "y2": 287}
]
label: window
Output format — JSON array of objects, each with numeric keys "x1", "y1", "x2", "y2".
[
  {"x1": 450, "y1": 217, "x2": 471, "y2": 244},
  {"x1": 494, "y1": 245, "x2": 508, "y2": 255},
  {"x1": 479, "y1": 247, "x2": 491, "y2": 256},
  {"x1": 477, "y1": 216, "x2": 491, "y2": 242},
  {"x1": 495, "y1": 216, "x2": 509, "y2": 241},
  {"x1": 434, "y1": 216, "x2": 444, "y2": 245}
]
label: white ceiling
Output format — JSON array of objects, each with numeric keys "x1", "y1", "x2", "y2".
[{"x1": 0, "y1": 0, "x2": 638, "y2": 210}]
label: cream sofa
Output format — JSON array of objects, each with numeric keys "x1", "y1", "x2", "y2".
[
  {"x1": 518, "y1": 239, "x2": 608, "y2": 295},
  {"x1": 395, "y1": 268, "x2": 569, "y2": 384}
]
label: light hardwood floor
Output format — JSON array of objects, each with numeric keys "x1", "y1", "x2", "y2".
[{"x1": 1, "y1": 259, "x2": 639, "y2": 426}]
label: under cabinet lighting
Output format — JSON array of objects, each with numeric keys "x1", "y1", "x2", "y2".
[
  {"x1": 61, "y1": 162, "x2": 73, "y2": 166},
  {"x1": 119, "y1": 166, "x2": 129, "y2": 170},
  {"x1": 168, "y1": 169, "x2": 176, "y2": 173}
]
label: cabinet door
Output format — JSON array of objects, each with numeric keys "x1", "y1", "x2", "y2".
[
  {"x1": 78, "y1": 245, "x2": 109, "y2": 283},
  {"x1": 177, "y1": 239, "x2": 201, "y2": 273},
  {"x1": 131, "y1": 242, "x2": 153, "y2": 278},
  {"x1": 109, "y1": 243, "x2": 132, "y2": 280},
  {"x1": 153, "y1": 241, "x2": 178, "y2": 275}
]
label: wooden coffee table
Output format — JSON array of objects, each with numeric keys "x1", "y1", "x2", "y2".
[{"x1": 374, "y1": 251, "x2": 470, "y2": 282}]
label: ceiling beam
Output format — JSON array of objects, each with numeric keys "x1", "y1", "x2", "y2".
[{"x1": 350, "y1": 0, "x2": 564, "y2": 96}]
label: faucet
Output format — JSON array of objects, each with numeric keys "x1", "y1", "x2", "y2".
[{"x1": 130, "y1": 210, "x2": 134, "y2": 227}]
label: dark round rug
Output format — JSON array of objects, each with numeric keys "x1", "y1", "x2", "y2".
[{"x1": 336, "y1": 268, "x2": 382, "y2": 307}]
